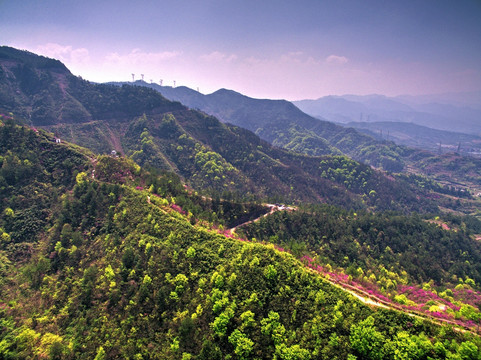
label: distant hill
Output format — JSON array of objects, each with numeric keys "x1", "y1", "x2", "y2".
[
  {"x1": 3, "y1": 46, "x2": 481, "y2": 214},
  {"x1": 111, "y1": 82, "x2": 340, "y2": 156},
  {"x1": 0, "y1": 46, "x2": 179, "y2": 127},
  {"x1": 345, "y1": 121, "x2": 481, "y2": 155},
  {"x1": 294, "y1": 93, "x2": 481, "y2": 136}
]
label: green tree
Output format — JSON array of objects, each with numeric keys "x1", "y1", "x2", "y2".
[
  {"x1": 228, "y1": 329, "x2": 254, "y2": 360},
  {"x1": 350, "y1": 316, "x2": 384, "y2": 360},
  {"x1": 93, "y1": 346, "x2": 106, "y2": 360},
  {"x1": 458, "y1": 341, "x2": 479, "y2": 360},
  {"x1": 275, "y1": 344, "x2": 311, "y2": 360},
  {"x1": 261, "y1": 311, "x2": 286, "y2": 345}
]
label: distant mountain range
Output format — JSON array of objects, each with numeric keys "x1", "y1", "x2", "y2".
[
  {"x1": 111, "y1": 80, "x2": 481, "y2": 170},
  {"x1": 105, "y1": 80, "x2": 481, "y2": 196},
  {"x1": 2, "y1": 46, "x2": 481, "y2": 211},
  {"x1": 345, "y1": 121, "x2": 481, "y2": 156},
  {"x1": 293, "y1": 93, "x2": 481, "y2": 136}
]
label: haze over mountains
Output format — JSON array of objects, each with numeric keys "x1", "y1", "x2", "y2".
[
  {"x1": 294, "y1": 93, "x2": 481, "y2": 137},
  {"x1": 0, "y1": 46, "x2": 437, "y2": 212},
  {"x1": 294, "y1": 94, "x2": 481, "y2": 156},
  {"x1": 3, "y1": 45, "x2": 481, "y2": 194},
  {"x1": 344, "y1": 121, "x2": 481, "y2": 156}
]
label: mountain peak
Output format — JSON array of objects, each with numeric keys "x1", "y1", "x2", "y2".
[{"x1": 210, "y1": 88, "x2": 244, "y2": 97}]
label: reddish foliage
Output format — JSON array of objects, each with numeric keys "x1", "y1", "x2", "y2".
[
  {"x1": 453, "y1": 287, "x2": 481, "y2": 308},
  {"x1": 170, "y1": 204, "x2": 186, "y2": 215},
  {"x1": 398, "y1": 285, "x2": 460, "y2": 311}
]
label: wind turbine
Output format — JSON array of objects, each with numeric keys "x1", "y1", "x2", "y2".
[
  {"x1": 141, "y1": 74, "x2": 144, "y2": 81},
  {"x1": 173, "y1": 80, "x2": 176, "y2": 87},
  {"x1": 159, "y1": 79, "x2": 163, "y2": 86},
  {"x1": 131, "y1": 73, "x2": 135, "y2": 82}
]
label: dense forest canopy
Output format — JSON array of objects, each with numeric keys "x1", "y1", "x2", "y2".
[{"x1": 1, "y1": 121, "x2": 481, "y2": 359}]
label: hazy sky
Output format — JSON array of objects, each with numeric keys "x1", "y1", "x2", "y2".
[{"x1": 1, "y1": 0, "x2": 481, "y2": 100}]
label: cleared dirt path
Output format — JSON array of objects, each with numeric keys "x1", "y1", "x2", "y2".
[
  {"x1": 228, "y1": 204, "x2": 296, "y2": 233},
  {"x1": 307, "y1": 267, "x2": 479, "y2": 335}
]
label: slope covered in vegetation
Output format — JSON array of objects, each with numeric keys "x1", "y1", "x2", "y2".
[
  {"x1": 122, "y1": 81, "x2": 481, "y2": 212},
  {"x1": 240, "y1": 204, "x2": 481, "y2": 286},
  {"x1": 126, "y1": 82, "x2": 408, "y2": 172},
  {"x1": 238, "y1": 203, "x2": 481, "y2": 329},
  {"x1": 1, "y1": 123, "x2": 481, "y2": 359},
  {"x1": 0, "y1": 46, "x2": 438, "y2": 214}
]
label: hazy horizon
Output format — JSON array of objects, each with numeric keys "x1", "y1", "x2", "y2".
[
  {"x1": 2, "y1": 0, "x2": 480, "y2": 101},
  {"x1": 115, "y1": 79, "x2": 481, "y2": 105}
]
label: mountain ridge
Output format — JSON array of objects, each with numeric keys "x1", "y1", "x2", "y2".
[
  {"x1": 0, "y1": 46, "x2": 437, "y2": 213},
  {"x1": 111, "y1": 80, "x2": 409, "y2": 172},
  {"x1": 293, "y1": 93, "x2": 481, "y2": 135}
]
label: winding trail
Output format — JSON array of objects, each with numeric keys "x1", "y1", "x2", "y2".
[
  {"x1": 308, "y1": 267, "x2": 480, "y2": 335},
  {"x1": 142, "y1": 183, "x2": 480, "y2": 335},
  {"x1": 228, "y1": 204, "x2": 296, "y2": 233}
]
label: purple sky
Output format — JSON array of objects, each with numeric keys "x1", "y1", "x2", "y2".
[{"x1": 2, "y1": 0, "x2": 481, "y2": 100}]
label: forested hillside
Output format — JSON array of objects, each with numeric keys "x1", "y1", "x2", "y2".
[
  {"x1": 240, "y1": 204, "x2": 481, "y2": 286},
  {"x1": 0, "y1": 46, "x2": 440, "y2": 214},
  {"x1": 119, "y1": 81, "x2": 481, "y2": 209},
  {"x1": 2, "y1": 121, "x2": 481, "y2": 359},
  {"x1": 3, "y1": 46, "x2": 477, "y2": 212},
  {"x1": 116, "y1": 82, "x2": 408, "y2": 172},
  {"x1": 2, "y1": 47, "x2": 481, "y2": 351}
]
